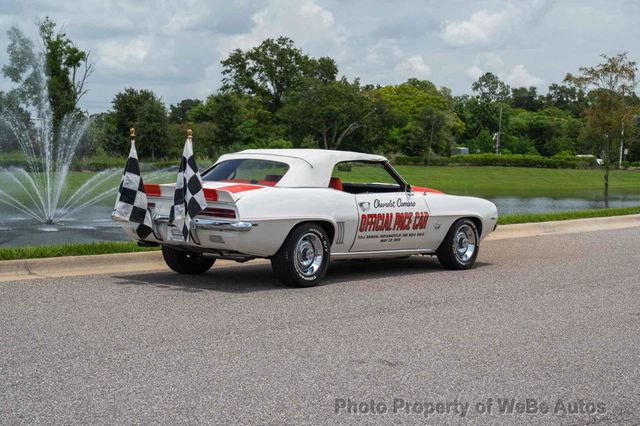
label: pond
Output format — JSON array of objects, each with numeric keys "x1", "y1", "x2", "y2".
[{"x1": 1, "y1": 189, "x2": 639, "y2": 248}]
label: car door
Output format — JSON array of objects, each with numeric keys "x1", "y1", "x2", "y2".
[
  {"x1": 337, "y1": 161, "x2": 430, "y2": 252},
  {"x1": 350, "y1": 191, "x2": 429, "y2": 252}
]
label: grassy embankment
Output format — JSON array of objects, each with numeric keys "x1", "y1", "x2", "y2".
[{"x1": 0, "y1": 166, "x2": 638, "y2": 260}]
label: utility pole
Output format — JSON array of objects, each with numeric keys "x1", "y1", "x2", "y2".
[
  {"x1": 619, "y1": 119, "x2": 624, "y2": 169},
  {"x1": 496, "y1": 103, "x2": 503, "y2": 155}
]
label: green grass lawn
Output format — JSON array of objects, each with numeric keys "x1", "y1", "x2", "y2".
[
  {"x1": 499, "y1": 206, "x2": 640, "y2": 224},
  {"x1": 0, "y1": 241, "x2": 159, "y2": 261},
  {"x1": 12, "y1": 166, "x2": 638, "y2": 200},
  {"x1": 336, "y1": 165, "x2": 640, "y2": 197}
]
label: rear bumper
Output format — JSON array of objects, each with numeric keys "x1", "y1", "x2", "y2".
[
  {"x1": 153, "y1": 215, "x2": 255, "y2": 232},
  {"x1": 151, "y1": 214, "x2": 257, "y2": 250},
  {"x1": 115, "y1": 214, "x2": 320, "y2": 259},
  {"x1": 115, "y1": 213, "x2": 275, "y2": 258}
]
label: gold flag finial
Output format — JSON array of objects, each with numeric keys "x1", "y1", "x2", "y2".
[
  {"x1": 187, "y1": 128, "x2": 193, "y2": 140},
  {"x1": 129, "y1": 128, "x2": 136, "y2": 140}
]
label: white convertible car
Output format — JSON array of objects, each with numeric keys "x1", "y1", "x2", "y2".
[{"x1": 119, "y1": 149, "x2": 498, "y2": 287}]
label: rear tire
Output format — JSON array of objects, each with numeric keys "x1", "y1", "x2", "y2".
[
  {"x1": 162, "y1": 246, "x2": 215, "y2": 274},
  {"x1": 271, "y1": 223, "x2": 330, "y2": 287},
  {"x1": 437, "y1": 219, "x2": 479, "y2": 270}
]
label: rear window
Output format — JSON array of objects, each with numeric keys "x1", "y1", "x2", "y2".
[{"x1": 202, "y1": 159, "x2": 289, "y2": 186}]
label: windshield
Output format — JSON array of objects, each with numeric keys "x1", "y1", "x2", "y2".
[
  {"x1": 332, "y1": 161, "x2": 401, "y2": 186},
  {"x1": 202, "y1": 159, "x2": 289, "y2": 186}
]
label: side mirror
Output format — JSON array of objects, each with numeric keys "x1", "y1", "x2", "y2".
[{"x1": 405, "y1": 184, "x2": 414, "y2": 195}]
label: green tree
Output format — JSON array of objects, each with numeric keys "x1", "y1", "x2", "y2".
[
  {"x1": 78, "y1": 112, "x2": 112, "y2": 158},
  {"x1": 417, "y1": 106, "x2": 452, "y2": 155},
  {"x1": 544, "y1": 83, "x2": 588, "y2": 117},
  {"x1": 2, "y1": 18, "x2": 93, "y2": 139},
  {"x1": 511, "y1": 87, "x2": 542, "y2": 111},
  {"x1": 472, "y1": 72, "x2": 510, "y2": 103},
  {"x1": 389, "y1": 122, "x2": 426, "y2": 156},
  {"x1": 507, "y1": 108, "x2": 583, "y2": 156},
  {"x1": 455, "y1": 94, "x2": 509, "y2": 151},
  {"x1": 221, "y1": 36, "x2": 336, "y2": 111},
  {"x1": 372, "y1": 80, "x2": 461, "y2": 155},
  {"x1": 135, "y1": 98, "x2": 168, "y2": 160},
  {"x1": 359, "y1": 87, "x2": 406, "y2": 153},
  {"x1": 2, "y1": 26, "x2": 43, "y2": 108},
  {"x1": 0, "y1": 90, "x2": 30, "y2": 151},
  {"x1": 38, "y1": 17, "x2": 94, "y2": 129},
  {"x1": 470, "y1": 73, "x2": 512, "y2": 153},
  {"x1": 565, "y1": 52, "x2": 638, "y2": 207},
  {"x1": 466, "y1": 128, "x2": 495, "y2": 154},
  {"x1": 169, "y1": 99, "x2": 201, "y2": 124},
  {"x1": 279, "y1": 77, "x2": 372, "y2": 150},
  {"x1": 187, "y1": 91, "x2": 284, "y2": 151},
  {"x1": 376, "y1": 80, "x2": 448, "y2": 120},
  {"x1": 106, "y1": 88, "x2": 167, "y2": 157}
]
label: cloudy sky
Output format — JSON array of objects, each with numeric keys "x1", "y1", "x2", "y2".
[{"x1": 1, "y1": 0, "x2": 638, "y2": 114}]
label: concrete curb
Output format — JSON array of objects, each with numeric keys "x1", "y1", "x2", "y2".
[
  {"x1": 0, "y1": 251, "x2": 165, "y2": 281},
  {"x1": 1, "y1": 214, "x2": 639, "y2": 282},
  {"x1": 485, "y1": 213, "x2": 640, "y2": 241}
]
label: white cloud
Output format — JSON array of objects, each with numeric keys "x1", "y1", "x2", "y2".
[
  {"x1": 483, "y1": 53, "x2": 505, "y2": 71},
  {"x1": 354, "y1": 41, "x2": 431, "y2": 85},
  {"x1": 466, "y1": 55, "x2": 543, "y2": 88},
  {"x1": 442, "y1": 5, "x2": 519, "y2": 46},
  {"x1": 506, "y1": 64, "x2": 543, "y2": 87},
  {"x1": 441, "y1": 1, "x2": 549, "y2": 46},
  {"x1": 394, "y1": 55, "x2": 431, "y2": 80},
  {"x1": 466, "y1": 65, "x2": 483, "y2": 80},
  {"x1": 216, "y1": 0, "x2": 348, "y2": 60},
  {"x1": 2, "y1": 0, "x2": 636, "y2": 113},
  {"x1": 364, "y1": 40, "x2": 403, "y2": 64},
  {"x1": 97, "y1": 38, "x2": 151, "y2": 70}
]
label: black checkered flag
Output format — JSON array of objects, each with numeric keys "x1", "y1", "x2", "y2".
[
  {"x1": 112, "y1": 131, "x2": 154, "y2": 240},
  {"x1": 169, "y1": 130, "x2": 207, "y2": 241}
]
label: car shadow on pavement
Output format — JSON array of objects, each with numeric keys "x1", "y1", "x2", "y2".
[
  {"x1": 324, "y1": 257, "x2": 490, "y2": 286},
  {"x1": 113, "y1": 256, "x2": 491, "y2": 294}
]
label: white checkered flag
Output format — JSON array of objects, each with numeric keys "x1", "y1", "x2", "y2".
[
  {"x1": 112, "y1": 128, "x2": 154, "y2": 240},
  {"x1": 169, "y1": 129, "x2": 207, "y2": 241}
]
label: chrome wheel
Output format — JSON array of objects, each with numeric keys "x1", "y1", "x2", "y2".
[
  {"x1": 272, "y1": 224, "x2": 330, "y2": 287},
  {"x1": 294, "y1": 232, "x2": 324, "y2": 277},
  {"x1": 454, "y1": 224, "x2": 477, "y2": 263}
]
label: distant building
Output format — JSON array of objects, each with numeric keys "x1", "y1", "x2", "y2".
[
  {"x1": 450, "y1": 146, "x2": 469, "y2": 156},
  {"x1": 575, "y1": 154, "x2": 604, "y2": 166}
]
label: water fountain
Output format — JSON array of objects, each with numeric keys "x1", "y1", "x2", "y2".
[
  {"x1": 0, "y1": 58, "x2": 122, "y2": 225},
  {"x1": 0, "y1": 46, "x2": 173, "y2": 246}
]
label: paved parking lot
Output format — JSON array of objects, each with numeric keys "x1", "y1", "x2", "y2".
[{"x1": 1, "y1": 228, "x2": 639, "y2": 424}]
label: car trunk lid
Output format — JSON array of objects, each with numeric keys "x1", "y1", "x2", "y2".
[{"x1": 143, "y1": 181, "x2": 268, "y2": 219}]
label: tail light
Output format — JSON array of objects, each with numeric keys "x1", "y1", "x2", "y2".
[
  {"x1": 144, "y1": 184, "x2": 162, "y2": 197},
  {"x1": 200, "y1": 207, "x2": 236, "y2": 219}
]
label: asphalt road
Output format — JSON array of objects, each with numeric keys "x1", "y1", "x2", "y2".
[{"x1": 1, "y1": 228, "x2": 639, "y2": 425}]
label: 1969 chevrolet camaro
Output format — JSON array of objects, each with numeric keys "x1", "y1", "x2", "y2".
[{"x1": 117, "y1": 149, "x2": 498, "y2": 287}]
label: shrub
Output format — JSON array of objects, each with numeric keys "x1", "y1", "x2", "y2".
[{"x1": 393, "y1": 154, "x2": 595, "y2": 169}]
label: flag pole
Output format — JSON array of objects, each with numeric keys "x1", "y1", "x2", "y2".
[
  {"x1": 187, "y1": 128, "x2": 193, "y2": 141},
  {"x1": 130, "y1": 127, "x2": 136, "y2": 142}
]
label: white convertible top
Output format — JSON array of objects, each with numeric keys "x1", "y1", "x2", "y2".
[{"x1": 215, "y1": 149, "x2": 388, "y2": 188}]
